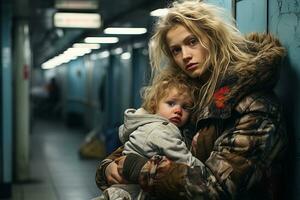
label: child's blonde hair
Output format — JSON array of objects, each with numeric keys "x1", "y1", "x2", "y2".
[{"x1": 141, "y1": 71, "x2": 196, "y2": 114}]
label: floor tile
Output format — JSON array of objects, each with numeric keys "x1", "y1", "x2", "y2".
[{"x1": 10, "y1": 119, "x2": 102, "y2": 200}]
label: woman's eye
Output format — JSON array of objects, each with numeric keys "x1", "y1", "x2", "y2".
[
  {"x1": 171, "y1": 47, "x2": 181, "y2": 55},
  {"x1": 189, "y1": 38, "x2": 198, "y2": 46}
]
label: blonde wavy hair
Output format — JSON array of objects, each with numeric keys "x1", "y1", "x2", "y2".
[
  {"x1": 149, "y1": 0, "x2": 251, "y2": 121},
  {"x1": 141, "y1": 71, "x2": 196, "y2": 115}
]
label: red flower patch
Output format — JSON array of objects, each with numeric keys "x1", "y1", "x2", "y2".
[{"x1": 213, "y1": 86, "x2": 230, "y2": 109}]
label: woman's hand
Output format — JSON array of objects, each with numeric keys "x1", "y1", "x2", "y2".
[{"x1": 105, "y1": 160, "x2": 128, "y2": 185}]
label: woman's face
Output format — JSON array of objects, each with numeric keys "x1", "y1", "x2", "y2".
[{"x1": 166, "y1": 25, "x2": 209, "y2": 78}]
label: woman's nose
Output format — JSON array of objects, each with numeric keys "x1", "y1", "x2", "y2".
[{"x1": 182, "y1": 47, "x2": 192, "y2": 61}]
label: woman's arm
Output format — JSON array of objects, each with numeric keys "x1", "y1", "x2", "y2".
[
  {"x1": 95, "y1": 146, "x2": 125, "y2": 190},
  {"x1": 120, "y1": 108, "x2": 287, "y2": 199}
]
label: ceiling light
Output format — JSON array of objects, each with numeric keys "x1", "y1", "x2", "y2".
[
  {"x1": 150, "y1": 8, "x2": 169, "y2": 17},
  {"x1": 73, "y1": 43, "x2": 100, "y2": 49},
  {"x1": 55, "y1": 0, "x2": 98, "y2": 10},
  {"x1": 56, "y1": 29, "x2": 64, "y2": 37},
  {"x1": 121, "y1": 52, "x2": 131, "y2": 60},
  {"x1": 42, "y1": 62, "x2": 56, "y2": 69},
  {"x1": 98, "y1": 51, "x2": 110, "y2": 59},
  {"x1": 64, "y1": 48, "x2": 92, "y2": 56},
  {"x1": 104, "y1": 27, "x2": 147, "y2": 35},
  {"x1": 84, "y1": 37, "x2": 119, "y2": 43},
  {"x1": 54, "y1": 12, "x2": 101, "y2": 29},
  {"x1": 112, "y1": 48, "x2": 123, "y2": 55},
  {"x1": 90, "y1": 54, "x2": 98, "y2": 60},
  {"x1": 41, "y1": 54, "x2": 73, "y2": 69},
  {"x1": 133, "y1": 42, "x2": 145, "y2": 49}
]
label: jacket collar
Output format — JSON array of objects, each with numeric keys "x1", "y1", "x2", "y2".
[{"x1": 197, "y1": 33, "x2": 285, "y2": 120}]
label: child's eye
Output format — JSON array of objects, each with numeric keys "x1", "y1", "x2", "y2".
[{"x1": 166, "y1": 101, "x2": 176, "y2": 107}]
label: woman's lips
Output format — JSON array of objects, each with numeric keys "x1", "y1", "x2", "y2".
[{"x1": 185, "y1": 63, "x2": 198, "y2": 71}]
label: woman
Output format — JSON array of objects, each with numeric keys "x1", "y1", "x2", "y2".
[{"x1": 96, "y1": 1, "x2": 287, "y2": 199}]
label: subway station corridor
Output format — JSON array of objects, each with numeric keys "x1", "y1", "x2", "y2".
[
  {"x1": 10, "y1": 119, "x2": 101, "y2": 200},
  {"x1": 1, "y1": 0, "x2": 300, "y2": 199}
]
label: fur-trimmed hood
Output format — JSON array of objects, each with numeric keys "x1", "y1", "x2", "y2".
[{"x1": 198, "y1": 33, "x2": 286, "y2": 120}]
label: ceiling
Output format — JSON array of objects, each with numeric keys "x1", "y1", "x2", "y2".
[{"x1": 13, "y1": 0, "x2": 171, "y2": 67}]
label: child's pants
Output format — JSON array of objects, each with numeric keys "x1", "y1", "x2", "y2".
[{"x1": 98, "y1": 184, "x2": 146, "y2": 200}]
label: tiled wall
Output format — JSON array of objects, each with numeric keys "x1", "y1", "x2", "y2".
[{"x1": 269, "y1": 0, "x2": 300, "y2": 198}]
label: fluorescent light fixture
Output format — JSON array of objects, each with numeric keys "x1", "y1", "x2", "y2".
[
  {"x1": 121, "y1": 52, "x2": 131, "y2": 60},
  {"x1": 42, "y1": 57, "x2": 62, "y2": 69},
  {"x1": 142, "y1": 49, "x2": 148, "y2": 55},
  {"x1": 104, "y1": 27, "x2": 147, "y2": 35},
  {"x1": 98, "y1": 51, "x2": 110, "y2": 59},
  {"x1": 84, "y1": 37, "x2": 119, "y2": 43},
  {"x1": 73, "y1": 43, "x2": 100, "y2": 49},
  {"x1": 64, "y1": 48, "x2": 92, "y2": 56},
  {"x1": 42, "y1": 55, "x2": 67, "y2": 69},
  {"x1": 112, "y1": 48, "x2": 123, "y2": 55},
  {"x1": 56, "y1": 29, "x2": 64, "y2": 37},
  {"x1": 54, "y1": 12, "x2": 101, "y2": 29},
  {"x1": 150, "y1": 8, "x2": 169, "y2": 17},
  {"x1": 90, "y1": 54, "x2": 98, "y2": 60},
  {"x1": 133, "y1": 42, "x2": 145, "y2": 49},
  {"x1": 42, "y1": 62, "x2": 56, "y2": 69},
  {"x1": 55, "y1": 0, "x2": 98, "y2": 10},
  {"x1": 42, "y1": 46, "x2": 93, "y2": 69}
]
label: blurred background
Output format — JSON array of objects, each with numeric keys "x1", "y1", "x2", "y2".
[{"x1": 0, "y1": 0, "x2": 299, "y2": 199}]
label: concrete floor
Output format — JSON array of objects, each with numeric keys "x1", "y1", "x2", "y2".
[{"x1": 9, "y1": 119, "x2": 102, "y2": 200}]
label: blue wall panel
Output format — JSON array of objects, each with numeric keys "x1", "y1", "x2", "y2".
[
  {"x1": 66, "y1": 58, "x2": 86, "y2": 114},
  {"x1": 90, "y1": 56, "x2": 109, "y2": 129},
  {"x1": 205, "y1": 0, "x2": 234, "y2": 16},
  {"x1": 205, "y1": 0, "x2": 233, "y2": 12},
  {"x1": 269, "y1": 0, "x2": 300, "y2": 199},
  {"x1": 119, "y1": 53, "x2": 132, "y2": 120},
  {"x1": 0, "y1": 0, "x2": 12, "y2": 197},
  {"x1": 107, "y1": 55, "x2": 122, "y2": 128},
  {"x1": 236, "y1": 0, "x2": 267, "y2": 34},
  {"x1": 132, "y1": 47, "x2": 150, "y2": 108}
]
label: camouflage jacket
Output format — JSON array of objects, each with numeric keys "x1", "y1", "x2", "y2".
[{"x1": 95, "y1": 33, "x2": 288, "y2": 200}]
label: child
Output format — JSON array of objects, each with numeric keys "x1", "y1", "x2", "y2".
[{"x1": 99, "y1": 74, "x2": 203, "y2": 200}]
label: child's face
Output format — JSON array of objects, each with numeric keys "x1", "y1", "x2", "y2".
[{"x1": 156, "y1": 87, "x2": 192, "y2": 127}]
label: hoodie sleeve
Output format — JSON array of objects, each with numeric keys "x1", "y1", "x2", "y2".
[
  {"x1": 147, "y1": 123, "x2": 204, "y2": 167},
  {"x1": 118, "y1": 124, "x2": 126, "y2": 144},
  {"x1": 119, "y1": 108, "x2": 149, "y2": 144}
]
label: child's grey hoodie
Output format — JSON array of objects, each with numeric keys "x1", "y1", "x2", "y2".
[{"x1": 119, "y1": 108, "x2": 203, "y2": 167}]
